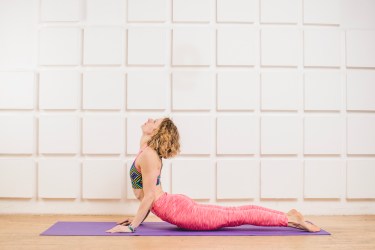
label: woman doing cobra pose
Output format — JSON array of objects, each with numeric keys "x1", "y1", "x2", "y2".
[{"x1": 106, "y1": 117, "x2": 320, "y2": 233}]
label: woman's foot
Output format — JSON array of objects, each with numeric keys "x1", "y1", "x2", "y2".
[{"x1": 287, "y1": 209, "x2": 321, "y2": 232}]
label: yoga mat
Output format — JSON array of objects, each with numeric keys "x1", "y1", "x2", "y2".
[{"x1": 40, "y1": 221, "x2": 330, "y2": 236}]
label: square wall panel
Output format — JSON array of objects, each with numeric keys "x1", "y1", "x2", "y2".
[
  {"x1": 304, "y1": 29, "x2": 340, "y2": 67},
  {"x1": 217, "y1": 71, "x2": 258, "y2": 111},
  {"x1": 127, "y1": 28, "x2": 167, "y2": 66},
  {"x1": 160, "y1": 160, "x2": 172, "y2": 194},
  {"x1": 172, "y1": 115, "x2": 211, "y2": 155},
  {"x1": 41, "y1": 0, "x2": 82, "y2": 21},
  {"x1": 217, "y1": 0, "x2": 256, "y2": 23},
  {"x1": 217, "y1": 160, "x2": 259, "y2": 199},
  {"x1": 83, "y1": 27, "x2": 124, "y2": 65},
  {"x1": 260, "y1": 0, "x2": 298, "y2": 24},
  {"x1": 304, "y1": 160, "x2": 344, "y2": 199},
  {"x1": 82, "y1": 114, "x2": 123, "y2": 154},
  {"x1": 127, "y1": 71, "x2": 167, "y2": 110},
  {"x1": 303, "y1": 0, "x2": 340, "y2": 25},
  {"x1": 38, "y1": 159, "x2": 80, "y2": 198},
  {"x1": 39, "y1": 71, "x2": 80, "y2": 110},
  {"x1": 0, "y1": 72, "x2": 34, "y2": 109},
  {"x1": 347, "y1": 70, "x2": 375, "y2": 111},
  {"x1": 304, "y1": 116, "x2": 342, "y2": 155},
  {"x1": 347, "y1": 115, "x2": 375, "y2": 155},
  {"x1": 341, "y1": 0, "x2": 375, "y2": 29},
  {"x1": 261, "y1": 29, "x2": 299, "y2": 66},
  {"x1": 86, "y1": 0, "x2": 126, "y2": 24},
  {"x1": 347, "y1": 159, "x2": 375, "y2": 198},
  {"x1": 39, "y1": 28, "x2": 81, "y2": 65},
  {"x1": 127, "y1": 0, "x2": 167, "y2": 22},
  {"x1": 261, "y1": 115, "x2": 299, "y2": 155},
  {"x1": 0, "y1": 0, "x2": 40, "y2": 71},
  {"x1": 304, "y1": 71, "x2": 341, "y2": 111},
  {"x1": 83, "y1": 159, "x2": 123, "y2": 199},
  {"x1": 0, "y1": 159, "x2": 35, "y2": 198},
  {"x1": 173, "y1": 0, "x2": 210, "y2": 22},
  {"x1": 217, "y1": 116, "x2": 258, "y2": 155},
  {"x1": 217, "y1": 28, "x2": 256, "y2": 66},
  {"x1": 261, "y1": 71, "x2": 299, "y2": 111},
  {"x1": 172, "y1": 71, "x2": 213, "y2": 110},
  {"x1": 261, "y1": 160, "x2": 300, "y2": 199},
  {"x1": 172, "y1": 160, "x2": 211, "y2": 199},
  {"x1": 83, "y1": 71, "x2": 124, "y2": 110},
  {"x1": 0, "y1": 0, "x2": 37, "y2": 69},
  {"x1": 0, "y1": 115, "x2": 34, "y2": 154},
  {"x1": 172, "y1": 28, "x2": 212, "y2": 66},
  {"x1": 39, "y1": 114, "x2": 79, "y2": 154},
  {"x1": 346, "y1": 30, "x2": 375, "y2": 68}
]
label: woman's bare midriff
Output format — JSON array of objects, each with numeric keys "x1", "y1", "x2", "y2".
[
  {"x1": 132, "y1": 186, "x2": 165, "y2": 204},
  {"x1": 154, "y1": 188, "x2": 165, "y2": 201}
]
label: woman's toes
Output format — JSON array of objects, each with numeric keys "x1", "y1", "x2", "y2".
[{"x1": 304, "y1": 221, "x2": 321, "y2": 232}]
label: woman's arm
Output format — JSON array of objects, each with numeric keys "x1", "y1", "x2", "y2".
[
  {"x1": 129, "y1": 150, "x2": 160, "y2": 229},
  {"x1": 137, "y1": 194, "x2": 151, "y2": 224},
  {"x1": 116, "y1": 207, "x2": 149, "y2": 226},
  {"x1": 107, "y1": 149, "x2": 160, "y2": 233}
]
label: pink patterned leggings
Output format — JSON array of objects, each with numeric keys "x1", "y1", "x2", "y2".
[{"x1": 151, "y1": 192, "x2": 288, "y2": 230}]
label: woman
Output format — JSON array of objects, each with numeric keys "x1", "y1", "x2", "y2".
[{"x1": 106, "y1": 117, "x2": 320, "y2": 233}]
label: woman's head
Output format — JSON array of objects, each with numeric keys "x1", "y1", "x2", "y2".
[{"x1": 142, "y1": 117, "x2": 180, "y2": 159}]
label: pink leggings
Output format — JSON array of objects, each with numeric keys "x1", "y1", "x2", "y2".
[{"x1": 151, "y1": 192, "x2": 288, "y2": 230}]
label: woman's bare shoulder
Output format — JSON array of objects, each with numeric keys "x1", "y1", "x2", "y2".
[{"x1": 138, "y1": 147, "x2": 159, "y2": 163}]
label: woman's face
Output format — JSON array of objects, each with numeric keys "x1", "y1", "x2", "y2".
[{"x1": 142, "y1": 118, "x2": 163, "y2": 135}]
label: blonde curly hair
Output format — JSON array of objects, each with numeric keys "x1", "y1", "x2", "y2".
[{"x1": 147, "y1": 118, "x2": 180, "y2": 159}]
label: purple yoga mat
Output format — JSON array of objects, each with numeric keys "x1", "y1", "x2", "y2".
[{"x1": 40, "y1": 221, "x2": 330, "y2": 236}]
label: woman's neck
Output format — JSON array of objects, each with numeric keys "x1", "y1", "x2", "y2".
[{"x1": 140, "y1": 134, "x2": 151, "y2": 149}]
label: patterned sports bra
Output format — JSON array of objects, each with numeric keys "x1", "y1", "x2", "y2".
[{"x1": 130, "y1": 146, "x2": 161, "y2": 189}]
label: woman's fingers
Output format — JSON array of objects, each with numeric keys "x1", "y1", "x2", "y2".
[
  {"x1": 106, "y1": 225, "x2": 122, "y2": 233},
  {"x1": 122, "y1": 221, "x2": 131, "y2": 226},
  {"x1": 106, "y1": 225, "x2": 131, "y2": 233},
  {"x1": 117, "y1": 218, "x2": 132, "y2": 226},
  {"x1": 116, "y1": 218, "x2": 130, "y2": 225}
]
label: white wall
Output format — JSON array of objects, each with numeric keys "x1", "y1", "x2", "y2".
[{"x1": 0, "y1": 0, "x2": 374, "y2": 215}]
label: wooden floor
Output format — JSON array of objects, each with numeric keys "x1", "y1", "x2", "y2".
[{"x1": 0, "y1": 215, "x2": 374, "y2": 250}]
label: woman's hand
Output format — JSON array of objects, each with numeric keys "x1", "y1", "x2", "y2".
[
  {"x1": 116, "y1": 218, "x2": 132, "y2": 226},
  {"x1": 106, "y1": 224, "x2": 133, "y2": 233}
]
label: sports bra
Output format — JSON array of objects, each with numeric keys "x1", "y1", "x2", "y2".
[{"x1": 130, "y1": 146, "x2": 161, "y2": 189}]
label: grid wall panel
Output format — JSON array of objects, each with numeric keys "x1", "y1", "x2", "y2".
[{"x1": 0, "y1": 0, "x2": 374, "y2": 215}]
